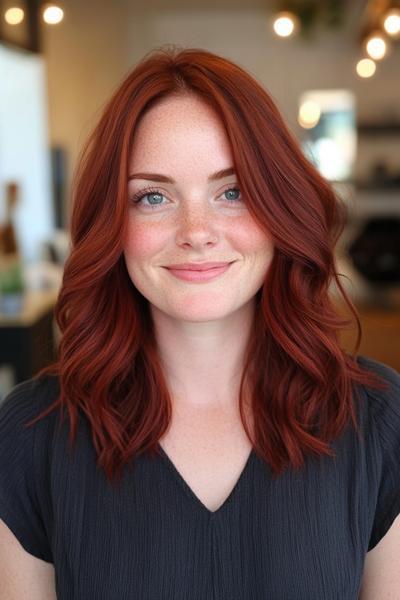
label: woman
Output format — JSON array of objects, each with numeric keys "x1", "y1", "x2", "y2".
[{"x1": 0, "y1": 46, "x2": 399, "y2": 599}]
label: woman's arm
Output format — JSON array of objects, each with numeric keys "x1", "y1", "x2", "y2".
[
  {"x1": 358, "y1": 514, "x2": 400, "y2": 599},
  {"x1": 0, "y1": 519, "x2": 57, "y2": 600}
]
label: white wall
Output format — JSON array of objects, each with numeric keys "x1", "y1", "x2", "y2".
[
  {"x1": 0, "y1": 45, "x2": 54, "y2": 262},
  {"x1": 41, "y1": 2, "x2": 400, "y2": 217}
]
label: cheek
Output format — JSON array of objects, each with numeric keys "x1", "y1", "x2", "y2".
[
  {"x1": 123, "y1": 221, "x2": 166, "y2": 262},
  {"x1": 229, "y1": 218, "x2": 273, "y2": 261}
]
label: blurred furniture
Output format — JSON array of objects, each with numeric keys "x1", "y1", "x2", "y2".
[
  {"x1": 347, "y1": 217, "x2": 400, "y2": 285},
  {"x1": 333, "y1": 212, "x2": 400, "y2": 372},
  {"x1": 334, "y1": 298, "x2": 400, "y2": 372},
  {"x1": 0, "y1": 288, "x2": 58, "y2": 383}
]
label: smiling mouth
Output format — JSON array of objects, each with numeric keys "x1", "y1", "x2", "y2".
[
  {"x1": 164, "y1": 261, "x2": 234, "y2": 271},
  {"x1": 163, "y1": 262, "x2": 233, "y2": 282}
]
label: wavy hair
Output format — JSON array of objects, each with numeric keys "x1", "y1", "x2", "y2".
[{"x1": 28, "y1": 45, "x2": 388, "y2": 484}]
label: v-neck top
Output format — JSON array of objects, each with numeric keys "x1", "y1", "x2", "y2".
[
  {"x1": 156, "y1": 441, "x2": 255, "y2": 517},
  {"x1": 0, "y1": 355, "x2": 399, "y2": 599}
]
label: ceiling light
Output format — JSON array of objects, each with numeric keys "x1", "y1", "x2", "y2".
[
  {"x1": 298, "y1": 100, "x2": 321, "y2": 129},
  {"x1": 4, "y1": 7, "x2": 24, "y2": 25},
  {"x1": 272, "y1": 11, "x2": 299, "y2": 38},
  {"x1": 42, "y1": 4, "x2": 64, "y2": 25},
  {"x1": 365, "y1": 31, "x2": 388, "y2": 60},
  {"x1": 383, "y1": 8, "x2": 400, "y2": 37},
  {"x1": 356, "y1": 58, "x2": 376, "y2": 78}
]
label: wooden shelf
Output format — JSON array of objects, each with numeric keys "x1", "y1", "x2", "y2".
[
  {"x1": 357, "y1": 122, "x2": 400, "y2": 136},
  {"x1": 333, "y1": 299, "x2": 400, "y2": 372},
  {"x1": 0, "y1": 288, "x2": 59, "y2": 327}
]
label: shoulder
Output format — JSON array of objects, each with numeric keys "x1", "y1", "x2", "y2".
[
  {"x1": 354, "y1": 355, "x2": 400, "y2": 552},
  {"x1": 355, "y1": 359, "x2": 400, "y2": 594},
  {"x1": 0, "y1": 375, "x2": 60, "y2": 563},
  {"x1": 0, "y1": 373, "x2": 62, "y2": 467},
  {"x1": 356, "y1": 354, "x2": 400, "y2": 391},
  {"x1": 355, "y1": 355, "x2": 400, "y2": 436},
  {"x1": 0, "y1": 374, "x2": 60, "y2": 423},
  {"x1": 0, "y1": 374, "x2": 62, "y2": 459}
]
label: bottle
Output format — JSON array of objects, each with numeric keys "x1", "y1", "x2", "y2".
[
  {"x1": 1, "y1": 182, "x2": 19, "y2": 254},
  {"x1": 0, "y1": 182, "x2": 25, "y2": 314}
]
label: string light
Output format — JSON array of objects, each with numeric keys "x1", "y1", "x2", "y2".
[
  {"x1": 365, "y1": 31, "x2": 388, "y2": 60},
  {"x1": 4, "y1": 7, "x2": 24, "y2": 25},
  {"x1": 42, "y1": 4, "x2": 64, "y2": 25},
  {"x1": 356, "y1": 58, "x2": 376, "y2": 78},
  {"x1": 382, "y1": 7, "x2": 400, "y2": 37},
  {"x1": 298, "y1": 100, "x2": 321, "y2": 129},
  {"x1": 272, "y1": 11, "x2": 299, "y2": 38}
]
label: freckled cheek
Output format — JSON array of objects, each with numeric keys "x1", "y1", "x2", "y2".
[
  {"x1": 227, "y1": 221, "x2": 273, "y2": 259},
  {"x1": 123, "y1": 223, "x2": 167, "y2": 262}
]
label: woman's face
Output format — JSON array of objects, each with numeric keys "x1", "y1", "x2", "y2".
[{"x1": 124, "y1": 93, "x2": 273, "y2": 323}]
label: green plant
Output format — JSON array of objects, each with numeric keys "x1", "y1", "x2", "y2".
[{"x1": 0, "y1": 263, "x2": 25, "y2": 294}]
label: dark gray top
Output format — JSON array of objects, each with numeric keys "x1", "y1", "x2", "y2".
[{"x1": 0, "y1": 354, "x2": 399, "y2": 599}]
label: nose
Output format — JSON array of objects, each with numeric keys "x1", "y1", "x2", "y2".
[{"x1": 175, "y1": 202, "x2": 219, "y2": 249}]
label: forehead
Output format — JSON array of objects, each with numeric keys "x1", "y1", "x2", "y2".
[
  {"x1": 137, "y1": 93, "x2": 221, "y2": 130},
  {"x1": 129, "y1": 94, "x2": 233, "y2": 171}
]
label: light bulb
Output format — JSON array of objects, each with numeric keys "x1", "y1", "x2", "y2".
[
  {"x1": 383, "y1": 8, "x2": 400, "y2": 36},
  {"x1": 42, "y1": 4, "x2": 64, "y2": 25},
  {"x1": 356, "y1": 58, "x2": 376, "y2": 78},
  {"x1": 298, "y1": 100, "x2": 321, "y2": 129},
  {"x1": 365, "y1": 32, "x2": 387, "y2": 60},
  {"x1": 272, "y1": 11, "x2": 299, "y2": 38},
  {"x1": 4, "y1": 7, "x2": 24, "y2": 25}
]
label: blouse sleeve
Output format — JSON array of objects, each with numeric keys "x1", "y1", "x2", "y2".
[
  {"x1": 359, "y1": 356, "x2": 400, "y2": 552},
  {"x1": 0, "y1": 379, "x2": 53, "y2": 562}
]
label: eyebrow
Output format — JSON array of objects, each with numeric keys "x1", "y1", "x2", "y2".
[{"x1": 127, "y1": 167, "x2": 236, "y2": 183}]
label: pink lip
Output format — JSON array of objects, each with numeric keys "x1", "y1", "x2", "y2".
[
  {"x1": 164, "y1": 262, "x2": 233, "y2": 282},
  {"x1": 165, "y1": 261, "x2": 232, "y2": 271}
]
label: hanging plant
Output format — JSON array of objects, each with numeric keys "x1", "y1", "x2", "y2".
[{"x1": 276, "y1": 0, "x2": 346, "y2": 38}]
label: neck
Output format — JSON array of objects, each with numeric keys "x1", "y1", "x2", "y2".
[{"x1": 151, "y1": 299, "x2": 255, "y2": 410}]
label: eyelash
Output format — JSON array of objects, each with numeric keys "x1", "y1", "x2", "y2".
[{"x1": 130, "y1": 186, "x2": 242, "y2": 209}]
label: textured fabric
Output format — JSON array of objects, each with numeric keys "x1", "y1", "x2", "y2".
[{"x1": 0, "y1": 354, "x2": 399, "y2": 599}]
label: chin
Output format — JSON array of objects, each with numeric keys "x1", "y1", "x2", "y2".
[{"x1": 168, "y1": 304, "x2": 240, "y2": 323}]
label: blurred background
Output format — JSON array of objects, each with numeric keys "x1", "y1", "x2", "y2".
[{"x1": 0, "y1": 0, "x2": 399, "y2": 400}]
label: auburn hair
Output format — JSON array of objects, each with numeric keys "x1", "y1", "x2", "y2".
[{"x1": 27, "y1": 45, "x2": 387, "y2": 484}]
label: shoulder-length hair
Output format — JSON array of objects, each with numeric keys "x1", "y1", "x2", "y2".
[{"x1": 28, "y1": 45, "x2": 387, "y2": 484}]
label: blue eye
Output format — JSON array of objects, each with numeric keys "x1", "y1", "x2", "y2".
[
  {"x1": 130, "y1": 185, "x2": 242, "y2": 209},
  {"x1": 141, "y1": 192, "x2": 164, "y2": 206},
  {"x1": 131, "y1": 188, "x2": 166, "y2": 208},
  {"x1": 223, "y1": 188, "x2": 241, "y2": 202},
  {"x1": 142, "y1": 192, "x2": 164, "y2": 206}
]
